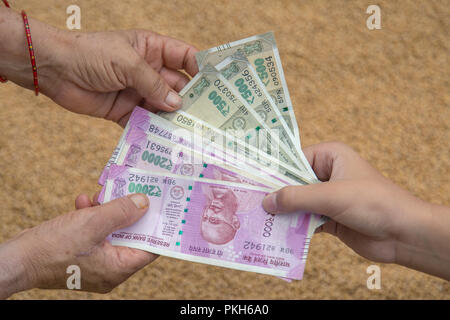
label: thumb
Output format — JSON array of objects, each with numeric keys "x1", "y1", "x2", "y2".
[
  {"x1": 262, "y1": 181, "x2": 359, "y2": 221},
  {"x1": 128, "y1": 57, "x2": 182, "y2": 111},
  {"x1": 86, "y1": 193, "x2": 149, "y2": 243}
]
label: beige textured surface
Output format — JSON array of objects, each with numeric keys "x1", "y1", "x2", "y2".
[{"x1": 0, "y1": 0, "x2": 448, "y2": 299}]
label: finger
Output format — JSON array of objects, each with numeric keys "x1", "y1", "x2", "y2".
[
  {"x1": 303, "y1": 142, "x2": 379, "y2": 181},
  {"x1": 140, "y1": 101, "x2": 159, "y2": 114},
  {"x1": 75, "y1": 194, "x2": 92, "y2": 210},
  {"x1": 302, "y1": 142, "x2": 357, "y2": 182},
  {"x1": 314, "y1": 220, "x2": 339, "y2": 235},
  {"x1": 102, "y1": 88, "x2": 142, "y2": 127},
  {"x1": 159, "y1": 35, "x2": 199, "y2": 76},
  {"x1": 128, "y1": 57, "x2": 182, "y2": 112},
  {"x1": 92, "y1": 191, "x2": 101, "y2": 206},
  {"x1": 262, "y1": 181, "x2": 358, "y2": 219},
  {"x1": 302, "y1": 143, "x2": 335, "y2": 182},
  {"x1": 139, "y1": 67, "x2": 190, "y2": 112},
  {"x1": 86, "y1": 193, "x2": 149, "y2": 243},
  {"x1": 159, "y1": 67, "x2": 190, "y2": 92},
  {"x1": 117, "y1": 110, "x2": 133, "y2": 128},
  {"x1": 115, "y1": 246, "x2": 159, "y2": 270}
]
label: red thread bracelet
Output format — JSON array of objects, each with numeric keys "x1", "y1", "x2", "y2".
[
  {"x1": 21, "y1": 10, "x2": 39, "y2": 96},
  {"x1": 0, "y1": 0, "x2": 9, "y2": 82},
  {"x1": 0, "y1": 1, "x2": 40, "y2": 95}
]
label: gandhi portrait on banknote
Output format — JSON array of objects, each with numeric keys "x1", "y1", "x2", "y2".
[{"x1": 200, "y1": 186, "x2": 241, "y2": 245}]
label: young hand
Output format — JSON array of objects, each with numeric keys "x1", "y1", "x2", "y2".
[{"x1": 263, "y1": 142, "x2": 450, "y2": 280}]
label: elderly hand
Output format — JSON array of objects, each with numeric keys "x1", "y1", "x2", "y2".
[
  {"x1": 0, "y1": 8, "x2": 198, "y2": 126},
  {"x1": 0, "y1": 193, "x2": 157, "y2": 299}
]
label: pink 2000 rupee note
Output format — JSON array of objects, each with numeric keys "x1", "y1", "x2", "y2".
[
  {"x1": 98, "y1": 106, "x2": 327, "y2": 228},
  {"x1": 98, "y1": 121, "x2": 131, "y2": 186},
  {"x1": 99, "y1": 106, "x2": 314, "y2": 186},
  {"x1": 101, "y1": 165, "x2": 314, "y2": 280},
  {"x1": 96, "y1": 125, "x2": 277, "y2": 204},
  {"x1": 119, "y1": 126, "x2": 284, "y2": 187}
]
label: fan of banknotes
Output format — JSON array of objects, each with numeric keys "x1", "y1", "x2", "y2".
[{"x1": 97, "y1": 32, "x2": 324, "y2": 281}]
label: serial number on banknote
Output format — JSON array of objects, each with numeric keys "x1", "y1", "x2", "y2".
[
  {"x1": 148, "y1": 124, "x2": 173, "y2": 139},
  {"x1": 213, "y1": 79, "x2": 238, "y2": 103},
  {"x1": 128, "y1": 174, "x2": 177, "y2": 186},
  {"x1": 237, "y1": 69, "x2": 262, "y2": 102},
  {"x1": 255, "y1": 56, "x2": 279, "y2": 86},
  {"x1": 175, "y1": 114, "x2": 195, "y2": 127},
  {"x1": 145, "y1": 141, "x2": 172, "y2": 155},
  {"x1": 243, "y1": 241, "x2": 294, "y2": 255}
]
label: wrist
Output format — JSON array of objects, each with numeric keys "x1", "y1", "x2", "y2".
[
  {"x1": 393, "y1": 198, "x2": 450, "y2": 279},
  {"x1": 0, "y1": 238, "x2": 33, "y2": 299},
  {"x1": 0, "y1": 8, "x2": 70, "y2": 95}
]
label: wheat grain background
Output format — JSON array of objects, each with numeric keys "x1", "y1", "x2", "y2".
[{"x1": 0, "y1": 0, "x2": 448, "y2": 299}]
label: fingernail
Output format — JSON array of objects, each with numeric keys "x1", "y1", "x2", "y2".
[
  {"x1": 165, "y1": 91, "x2": 182, "y2": 109},
  {"x1": 129, "y1": 194, "x2": 149, "y2": 209},
  {"x1": 263, "y1": 192, "x2": 278, "y2": 213}
]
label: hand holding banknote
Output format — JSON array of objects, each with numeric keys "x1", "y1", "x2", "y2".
[
  {"x1": 0, "y1": 8, "x2": 198, "y2": 125},
  {"x1": 1, "y1": 6, "x2": 449, "y2": 300},
  {"x1": 0, "y1": 194, "x2": 157, "y2": 298},
  {"x1": 263, "y1": 142, "x2": 450, "y2": 280}
]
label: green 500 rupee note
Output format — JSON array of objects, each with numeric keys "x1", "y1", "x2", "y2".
[
  {"x1": 159, "y1": 64, "x2": 308, "y2": 175},
  {"x1": 215, "y1": 52, "x2": 314, "y2": 175},
  {"x1": 196, "y1": 32, "x2": 301, "y2": 147}
]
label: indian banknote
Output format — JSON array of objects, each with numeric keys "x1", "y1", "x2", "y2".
[
  {"x1": 97, "y1": 106, "x2": 325, "y2": 228},
  {"x1": 196, "y1": 32, "x2": 301, "y2": 145},
  {"x1": 99, "y1": 106, "x2": 315, "y2": 186},
  {"x1": 102, "y1": 165, "x2": 315, "y2": 280},
  {"x1": 159, "y1": 64, "x2": 310, "y2": 174},
  {"x1": 195, "y1": 33, "x2": 327, "y2": 228},
  {"x1": 134, "y1": 106, "x2": 313, "y2": 185},
  {"x1": 97, "y1": 120, "x2": 327, "y2": 228},
  {"x1": 215, "y1": 51, "x2": 316, "y2": 178},
  {"x1": 114, "y1": 125, "x2": 282, "y2": 189},
  {"x1": 98, "y1": 121, "x2": 131, "y2": 186}
]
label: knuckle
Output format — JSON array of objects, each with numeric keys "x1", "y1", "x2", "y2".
[
  {"x1": 323, "y1": 141, "x2": 360, "y2": 161},
  {"x1": 78, "y1": 207, "x2": 97, "y2": 227},
  {"x1": 129, "y1": 54, "x2": 143, "y2": 70},
  {"x1": 114, "y1": 197, "x2": 135, "y2": 226},
  {"x1": 326, "y1": 141, "x2": 352, "y2": 152},
  {"x1": 276, "y1": 186, "x2": 296, "y2": 211},
  {"x1": 121, "y1": 55, "x2": 143, "y2": 87},
  {"x1": 148, "y1": 74, "x2": 165, "y2": 96}
]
